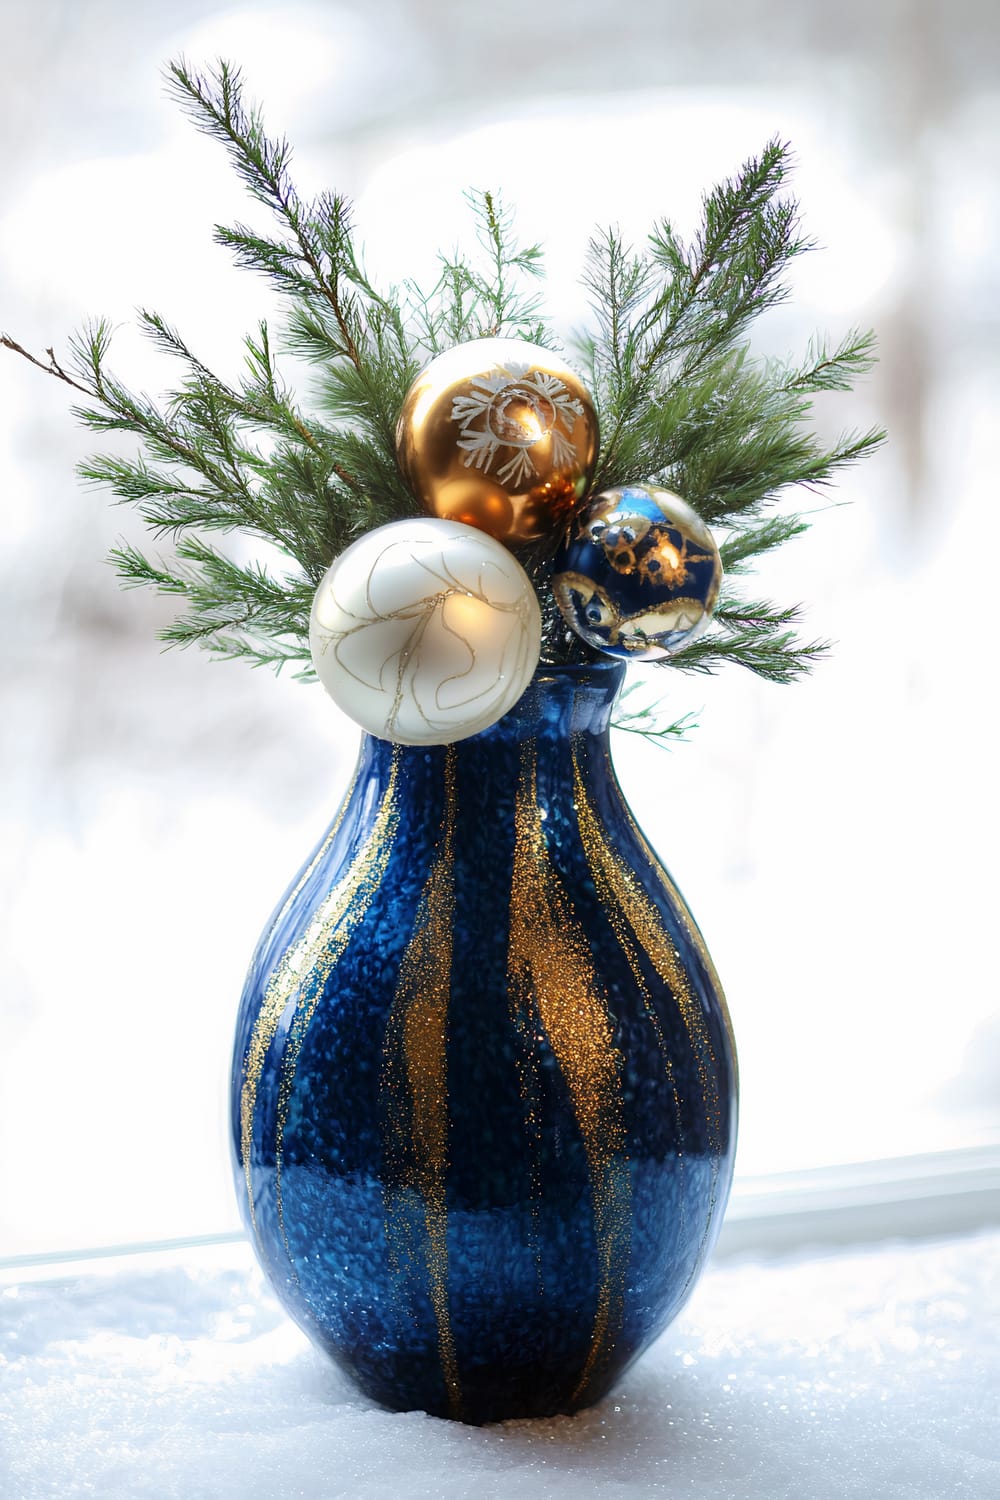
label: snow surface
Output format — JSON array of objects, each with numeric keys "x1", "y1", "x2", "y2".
[{"x1": 2, "y1": 1231, "x2": 997, "y2": 1499}]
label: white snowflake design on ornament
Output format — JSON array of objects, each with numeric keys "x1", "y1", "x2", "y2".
[{"x1": 450, "y1": 363, "x2": 583, "y2": 488}]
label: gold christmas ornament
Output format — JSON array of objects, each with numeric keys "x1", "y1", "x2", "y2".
[{"x1": 396, "y1": 337, "x2": 599, "y2": 546}]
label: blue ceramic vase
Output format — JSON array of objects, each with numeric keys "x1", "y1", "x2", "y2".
[{"x1": 231, "y1": 659, "x2": 737, "y2": 1424}]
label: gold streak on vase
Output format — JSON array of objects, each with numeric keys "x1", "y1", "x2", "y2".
[
  {"x1": 571, "y1": 745, "x2": 688, "y2": 1242},
  {"x1": 273, "y1": 752, "x2": 401, "y2": 1262},
  {"x1": 609, "y1": 743, "x2": 737, "y2": 1076},
  {"x1": 509, "y1": 739, "x2": 632, "y2": 1405},
  {"x1": 239, "y1": 765, "x2": 358, "y2": 1220},
  {"x1": 571, "y1": 740, "x2": 725, "y2": 1279},
  {"x1": 258, "y1": 761, "x2": 361, "y2": 960},
  {"x1": 381, "y1": 748, "x2": 462, "y2": 1419},
  {"x1": 507, "y1": 982, "x2": 546, "y2": 1297},
  {"x1": 239, "y1": 753, "x2": 399, "y2": 1246}
]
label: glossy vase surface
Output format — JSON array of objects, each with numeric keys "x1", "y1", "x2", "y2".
[{"x1": 231, "y1": 660, "x2": 737, "y2": 1424}]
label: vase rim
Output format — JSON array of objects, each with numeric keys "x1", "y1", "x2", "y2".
[
  {"x1": 531, "y1": 656, "x2": 625, "y2": 685},
  {"x1": 355, "y1": 657, "x2": 624, "y2": 754}
]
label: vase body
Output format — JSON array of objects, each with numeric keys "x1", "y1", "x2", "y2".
[{"x1": 231, "y1": 660, "x2": 737, "y2": 1424}]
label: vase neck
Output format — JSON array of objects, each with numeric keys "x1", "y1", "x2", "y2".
[{"x1": 356, "y1": 659, "x2": 625, "y2": 777}]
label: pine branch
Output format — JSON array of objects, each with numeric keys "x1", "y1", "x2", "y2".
[
  {"x1": 109, "y1": 534, "x2": 314, "y2": 670},
  {"x1": 2, "y1": 63, "x2": 882, "y2": 706},
  {"x1": 166, "y1": 58, "x2": 416, "y2": 461},
  {"x1": 719, "y1": 514, "x2": 810, "y2": 573},
  {"x1": 782, "y1": 328, "x2": 879, "y2": 393},
  {"x1": 666, "y1": 624, "x2": 830, "y2": 684},
  {"x1": 714, "y1": 596, "x2": 804, "y2": 632},
  {"x1": 565, "y1": 142, "x2": 883, "y2": 685},
  {"x1": 166, "y1": 57, "x2": 362, "y2": 362},
  {"x1": 213, "y1": 223, "x2": 318, "y2": 301},
  {"x1": 462, "y1": 189, "x2": 548, "y2": 339},
  {"x1": 588, "y1": 140, "x2": 811, "y2": 493},
  {"x1": 0, "y1": 333, "x2": 93, "y2": 395},
  {"x1": 611, "y1": 684, "x2": 697, "y2": 749},
  {"x1": 392, "y1": 190, "x2": 551, "y2": 357},
  {"x1": 109, "y1": 540, "x2": 190, "y2": 594},
  {"x1": 207, "y1": 633, "x2": 315, "y2": 675}
]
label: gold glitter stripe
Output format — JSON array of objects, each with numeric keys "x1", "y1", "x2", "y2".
[
  {"x1": 273, "y1": 752, "x2": 401, "y2": 1261},
  {"x1": 571, "y1": 744, "x2": 688, "y2": 1243},
  {"x1": 509, "y1": 739, "x2": 632, "y2": 1405},
  {"x1": 572, "y1": 738, "x2": 726, "y2": 1292},
  {"x1": 239, "y1": 773, "x2": 356, "y2": 1224},
  {"x1": 381, "y1": 749, "x2": 462, "y2": 1419},
  {"x1": 258, "y1": 761, "x2": 361, "y2": 961},
  {"x1": 508, "y1": 975, "x2": 546, "y2": 1298},
  {"x1": 579, "y1": 742, "x2": 724, "y2": 1153},
  {"x1": 239, "y1": 753, "x2": 399, "y2": 1242},
  {"x1": 609, "y1": 743, "x2": 737, "y2": 1075},
  {"x1": 652, "y1": 869, "x2": 737, "y2": 1089}
]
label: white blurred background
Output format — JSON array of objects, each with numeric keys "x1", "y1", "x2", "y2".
[{"x1": 1, "y1": 0, "x2": 997, "y2": 1259}]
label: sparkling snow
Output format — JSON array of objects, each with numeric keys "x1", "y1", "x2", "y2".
[{"x1": 2, "y1": 1231, "x2": 997, "y2": 1498}]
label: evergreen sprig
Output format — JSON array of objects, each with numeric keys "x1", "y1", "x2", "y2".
[
  {"x1": 2, "y1": 58, "x2": 883, "y2": 706},
  {"x1": 611, "y1": 682, "x2": 698, "y2": 750}
]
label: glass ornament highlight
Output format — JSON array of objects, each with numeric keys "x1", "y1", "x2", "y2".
[
  {"x1": 396, "y1": 338, "x2": 599, "y2": 545},
  {"x1": 552, "y1": 485, "x2": 722, "y2": 659}
]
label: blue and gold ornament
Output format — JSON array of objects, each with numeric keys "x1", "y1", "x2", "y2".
[{"x1": 551, "y1": 484, "x2": 722, "y2": 660}]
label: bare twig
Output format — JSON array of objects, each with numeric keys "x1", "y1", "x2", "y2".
[{"x1": 1, "y1": 334, "x2": 93, "y2": 396}]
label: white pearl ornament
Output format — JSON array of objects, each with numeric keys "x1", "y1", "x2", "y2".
[{"x1": 309, "y1": 518, "x2": 542, "y2": 746}]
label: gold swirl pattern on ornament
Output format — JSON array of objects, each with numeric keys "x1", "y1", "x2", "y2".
[
  {"x1": 573, "y1": 739, "x2": 728, "y2": 1277},
  {"x1": 381, "y1": 748, "x2": 462, "y2": 1419},
  {"x1": 570, "y1": 743, "x2": 688, "y2": 1245},
  {"x1": 238, "y1": 753, "x2": 400, "y2": 1248},
  {"x1": 509, "y1": 740, "x2": 632, "y2": 1404},
  {"x1": 272, "y1": 753, "x2": 401, "y2": 1266},
  {"x1": 313, "y1": 534, "x2": 539, "y2": 743},
  {"x1": 589, "y1": 511, "x2": 715, "y2": 589},
  {"x1": 551, "y1": 571, "x2": 708, "y2": 652}
]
